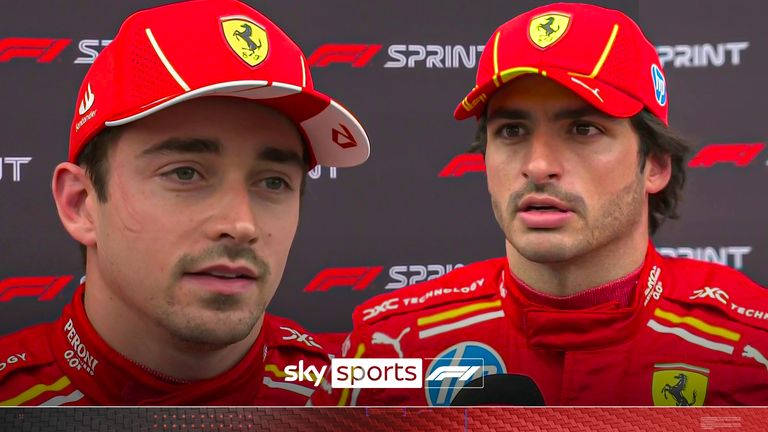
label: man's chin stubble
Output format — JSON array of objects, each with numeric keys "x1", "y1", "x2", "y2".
[
  {"x1": 509, "y1": 227, "x2": 589, "y2": 263},
  {"x1": 161, "y1": 299, "x2": 265, "y2": 349}
]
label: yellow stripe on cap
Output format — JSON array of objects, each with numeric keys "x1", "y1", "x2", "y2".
[
  {"x1": 418, "y1": 300, "x2": 502, "y2": 326},
  {"x1": 654, "y1": 307, "x2": 741, "y2": 342},
  {"x1": 462, "y1": 93, "x2": 487, "y2": 111},
  {"x1": 498, "y1": 66, "x2": 540, "y2": 84},
  {"x1": 492, "y1": 31, "x2": 502, "y2": 87},
  {"x1": 0, "y1": 376, "x2": 71, "y2": 406}
]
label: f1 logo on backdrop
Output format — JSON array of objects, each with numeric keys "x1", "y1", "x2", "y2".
[
  {"x1": 0, "y1": 38, "x2": 71, "y2": 62},
  {"x1": 303, "y1": 267, "x2": 384, "y2": 292},
  {"x1": 308, "y1": 44, "x2": 485, "y2": 69},
  {"x1": 0, "y1": 37, "x2": 108, "y2": 64},
  {"x1": 688, "y1": 143, "x2": 765, "y2": 168},
  {"x1": 307, "y1": 44, "x2": 382, "y2": 68},
  {"x1": 0, "y1": 276, "x2": 73, "y2": 302},
  {"x1": 304, "y1": 264, "x2": 463, "y2": 292},
  {"x1": 438, "y1": 154, "x2": 485, "y2": 177}
]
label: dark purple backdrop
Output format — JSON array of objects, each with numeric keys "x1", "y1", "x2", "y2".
[{"x1": 0, "y1": 0, "x2": 764, "y2": 334}]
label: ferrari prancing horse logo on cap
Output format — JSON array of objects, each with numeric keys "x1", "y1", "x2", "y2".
[
  {"x1": 222, "y1": 18, "x2": 269, "y2": 67},
  {"x1": 529, "y1": 13, "x2": 571, "y2": 49}
]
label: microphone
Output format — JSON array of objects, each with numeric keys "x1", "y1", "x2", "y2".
[{"x1": 449, "y1": 374, "x2": 545, "y2": 406}]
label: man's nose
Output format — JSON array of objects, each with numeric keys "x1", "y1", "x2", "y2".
[
  {"x1": 521, "y1": 134, "x2": 564, "y2": 184},
  {"x1": 205, "y1": 183, "x2": 260, "y2": 245}
]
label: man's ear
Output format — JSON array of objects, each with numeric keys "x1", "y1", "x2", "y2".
[
  {"x1": 51, "y1": 162, "x2": 98, "y2": 247},
  {"x1": 645, "y1": 153, "x2": 672, "y2": 194}
]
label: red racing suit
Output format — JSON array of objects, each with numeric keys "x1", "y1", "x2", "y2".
[
  {"x1": 312, "y1": 244, "x2": 768, "y2": 406},
  {"x1": 0, "y1": 284, "x2": 330, "y2": 405}
]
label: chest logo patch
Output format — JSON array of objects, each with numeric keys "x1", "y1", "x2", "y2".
[{"x1": 652, "y1": 363, "x2": 708, "y2": 406}]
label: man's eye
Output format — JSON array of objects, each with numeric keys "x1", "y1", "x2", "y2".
[
  {"x1": 171, "y1": 167, "x2": 199, "y2": 181},
  {"x1": 496, "y1": 124, "x2": 526, "y2": 138},
  {"x1": 263, "y1": 177, "x2": 288, "y2": 191},
  {"x1": 572, "y1": 124, "x2": 601, "y2": 136},
  {"x1": 161, "y1": 166, "x2": 201, "y2": 182}
]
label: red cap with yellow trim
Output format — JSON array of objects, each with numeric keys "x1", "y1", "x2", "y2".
[
  {"x1": 69, "y1": 0, "x2": 369, "y2": 169},
  {"x1": 454, "y1": 2, "x2": 669, "y2": 125}
]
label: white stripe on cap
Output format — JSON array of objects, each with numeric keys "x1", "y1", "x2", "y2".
[{"x1": 145, "y1": 28, "x2": 191, "y2": 91}]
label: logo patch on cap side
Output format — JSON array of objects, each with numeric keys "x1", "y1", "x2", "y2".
[
  {"x1": 332, "y1": 124, "x2": 357, "y2": 149},
  {"x1": 78, "y1": 83, "x2": 95, "y2": 116},
  {"x1": 651, "y1": 64, "x2": 667, "y2": 106},
  {"x1": 528, "y1": 13, "x2": 571, "y2": 49},
  {"x1": 222, "y1": 18, "x2": 269, "y2": 67}
]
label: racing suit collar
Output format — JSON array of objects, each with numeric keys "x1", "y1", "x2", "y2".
[
  {"x1": 49, "y1": 284, "x2": 268, "y2": 405},
  {"x1": 503, "y1": 242, "x2": 663, "y2": 351}
]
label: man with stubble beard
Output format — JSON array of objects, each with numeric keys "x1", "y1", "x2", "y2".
[
  {"x1": 312, "y1": 3, "x2": 767, "y2": 406},
  {"x1": 0, "y1": 0, "x2": 369, "y2": 405}
]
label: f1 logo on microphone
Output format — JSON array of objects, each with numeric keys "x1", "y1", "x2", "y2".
[
  {"x1": 424, "y1": 358, "x2": 485, "y2": 389},
  {"x1": 425, "y1": 365, "x2": 480, "y2": 383}
]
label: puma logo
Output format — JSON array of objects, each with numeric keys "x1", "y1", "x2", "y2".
[
  {"x1": 570, "y1": 77, "x2": 604, "y2": 103},
  {"x1": 371, "y1": 327, "x2": 410, "y2": 358},
  {"x1": 743, "y1": 345, "x2": 768, "y2": 371}
]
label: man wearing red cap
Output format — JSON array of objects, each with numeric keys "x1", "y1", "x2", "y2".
[
  {"x1": 312, "y1": 3, "x2": 767, "y2": 406},
  {"x1": 0, "y1": 0, "x2": 368, "y2": 405}
]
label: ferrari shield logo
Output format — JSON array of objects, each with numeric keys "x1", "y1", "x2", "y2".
[
  {"x1": 652, "y1": 363, "x2": 708, "y2": 406},
  {"x1": 528, "y1": 13, "x2": 571, "y2": 49},
  {"x1": 222, "y1": 18, "x2": 269, "y2": 67}
]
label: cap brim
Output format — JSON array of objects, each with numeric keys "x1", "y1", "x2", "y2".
[
  {"x1": 105, "y1": 81, "x2": 370, "y2": 169},
  {"x1": 454, "y1": 68, "x2": 643, "y2": 121}
]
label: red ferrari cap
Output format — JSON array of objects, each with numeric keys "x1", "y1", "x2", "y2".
[
  {"x1": 69, "y1": 0, "x2": 369, "y2": 168},
  {"x1": 454, "y1": 2, "x2": 669, "y2": 125}
]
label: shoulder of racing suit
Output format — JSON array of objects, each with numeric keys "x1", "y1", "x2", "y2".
[
  {"x1": 654, "y1": 254, "x2": 768, "y2": 333},
  {"x1": 260, "y1": 314, "x2": 333, "y2": 403},
  {"x1": 351, "y1": 258, "x2": 506, "y2": 328},
  {"x1": 263, "y1": 313, "x2": 330, "y2": 358},
  {"x1": 0, "y1": 322, "x2": 57, "y2": 383}
]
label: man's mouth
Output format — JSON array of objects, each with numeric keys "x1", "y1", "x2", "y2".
[
  {"x1": 187, "y1": 264, "x2": 259, "y2": 280},
  {"x1": 516, "y1": 195, "x2": 575, "y2": 229},
  {"x1": 188, "y1": 271, "x2": 256, "y2": 280},
  {"x1": 521, "y1": 204, "x2": 569, "y2": 213},
  {"x1": 182, "y1": 265, "x2": 261, "y2": 295}
]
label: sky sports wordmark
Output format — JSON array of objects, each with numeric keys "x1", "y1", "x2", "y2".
[{"x1": 283, "y1": 358, "x2": 489, "y2": 390}]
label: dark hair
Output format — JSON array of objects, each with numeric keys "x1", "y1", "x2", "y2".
[
  {"x1": 469, "y1": 109, "x2": 690, "y2": 235},
  {"x1": 75, "y1": 126, "x2": 123, "y2": 267},
  {"x1": 74, "y1": 125, "x2": 311, "y2": 268}
]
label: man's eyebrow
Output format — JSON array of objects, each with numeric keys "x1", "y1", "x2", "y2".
[
  {"x1": 551, "y1": 106, "x2": 617, "y2": 122},
  {"x1": 139, "y1": 137, "x2": 221, "y2": 157},
  {"x1": 486, "y1": 109, "x2": 532, "y2": 122},
  {"x1": 258, "y1": 146, "x2": 306, "y2": 171}
]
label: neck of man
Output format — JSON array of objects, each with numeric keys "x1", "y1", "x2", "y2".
[
  {"x1": 82, "y1": 267, "x2": 262, "y2": 382},
  {"x1": 506, "y1": 227, "x2": 649, "y2": 298}
]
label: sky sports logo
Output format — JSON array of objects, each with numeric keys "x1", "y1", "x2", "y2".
[{"x1": 283, "y1": 358, "x2": 485, "y2": 389}]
